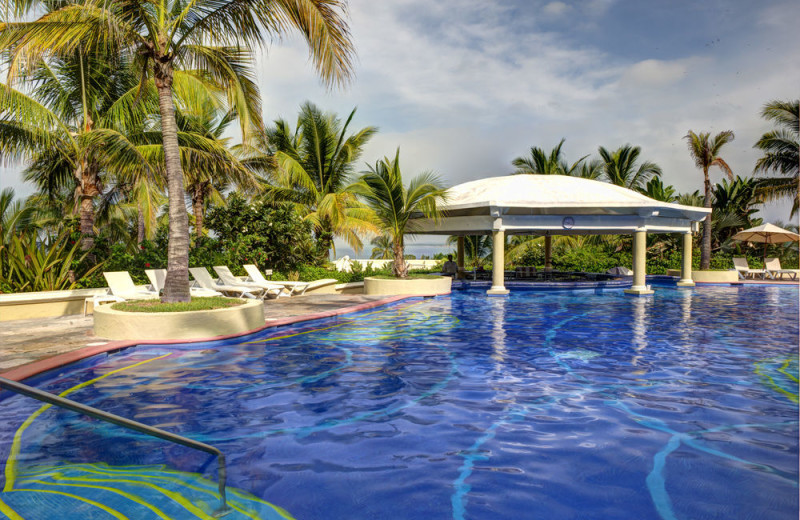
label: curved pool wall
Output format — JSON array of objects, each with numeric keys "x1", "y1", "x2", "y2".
[{"x1": 0, "y1": 285, "x2": 797, "y2": 520}]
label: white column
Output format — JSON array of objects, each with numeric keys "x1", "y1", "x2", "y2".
[
  {"x1": 625, "y1": 229, "x2": 654, "y2": 296},
  {"x1": 456, "y1": 236, "x2": 465, "y2": 279},
  {"x1": 677, "y1": 232, "x2": 695, "y2": 287},
  {"x1": 487, "y1": 229, "x2": 509, "y2": 295},
  {"x1": 544, "y1": 235, "x2": 553, "y2": 272}
]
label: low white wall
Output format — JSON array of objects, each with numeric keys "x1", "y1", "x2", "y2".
[
  {"x1": 334, "y1": 258, "x2": 441, "y2": 273},
  {"x1": 692, "y1": 270, "x2": 739, "y2": 283},
  {"x1": 0, "y1": 288, "x2": 110, "y2": 321},
  {"x1": 363, "y1": 276, "x2": 451, "y2": 296},
  {"x1": 93, "y1": 299, "x2": 264, "y2": 340}
]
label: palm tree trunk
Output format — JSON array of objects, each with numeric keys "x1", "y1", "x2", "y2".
[
  {"x1": 316, "y1": 224, "x2": 334, "y2": 264},
  {"x1": 701, "y1": 168, "x2": 712, "y2": 270},
  {"x1": 155, "y1": 65, "x2": 191, "y2": 303},
  {"x1": 77, "y1": 162, "x2": 97, "y2": 252},
  {"x1": 192, "y1": 186, "x2": 204, "y2": 239},
  {"x1": 392, "y1": 238, "x2": 407, "y2": 278},
  {"x1": 79, "y1": 195, "x2": 94, "y2": 251}
]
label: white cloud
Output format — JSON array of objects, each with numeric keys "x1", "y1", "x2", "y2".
[
  {"x1": 542, "y1": 1, "x2": 570, "y2": 17},
  {"x1": 621, "y1": 59, "x2": 693, "y2": 87}
]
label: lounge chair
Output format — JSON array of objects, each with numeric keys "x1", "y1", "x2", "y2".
[
  {"x1": 732, "y1": 258, "x2": 770, "y2": 280},
  {"x1": 103, "y1": 271, "x2": 160, "y2": 301},
  {"x1": 213, "y1": 266, "x2": 285, "y2": 299},
  {"x1": 188, "y1": 267, "x2": 264, "y2": 299},
  {"x1": 145, "y1": 269, "x2": 223, "y2": 297},
  {"x1": 764, "y1": 258, "x2": 799, "y2": 280},
  {"x1": 243, "y1": 264, "x2": 310, "y2": 296}
]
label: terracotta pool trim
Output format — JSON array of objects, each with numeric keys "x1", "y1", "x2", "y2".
[{"x1": 0, "y1": 295, "x2": 416, "y2": 382}]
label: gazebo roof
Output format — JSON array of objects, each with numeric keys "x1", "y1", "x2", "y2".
[
  {"x1": 444, "y1": 175, "x2": 707, "y2": 219},
  {"x1": 411, "y1": 175, "x2": 710, "y2": 235}
]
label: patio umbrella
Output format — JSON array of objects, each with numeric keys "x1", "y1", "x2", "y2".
[{"x1": 732, "y1": 223, "x2": 800, "y2": 260}]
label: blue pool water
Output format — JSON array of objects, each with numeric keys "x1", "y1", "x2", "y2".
[{"x1": 0, "y1": 285, "x2": 798, "y2": 519}]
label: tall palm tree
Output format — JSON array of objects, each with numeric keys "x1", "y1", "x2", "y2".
[
  {"x1": 598, "y1": 144, "x2": 662, "y2": 189},
  {"x1": 370, "y1": 235, "x2": 393, "y2": 260},
  {"x1": 1, "y1": 0, "x2": 355, "y2": 302},
  {"x1": 512, "y1": 138, "x2": 588, "y2": 176},
  {"x1": 684, "y1": 130, "x2": 735, "y2": 269},
  {"x1": 638, "y1": 177, "x2": 677, "y2": 202},
  {"x1": 753, "y1": 99, "x2": 799, "y2": 216},
  {"x1": 134, "y1": 106, "x2": 260, "y2": 238},
  {"x1": 265, "y1": 102, "x2": 378, "y2": 260},
  {"x1": 0, "y1": 51, "x2": 155, "y2": 251},
  {"x1": 353, "y1": 150, "x2": 447, "y2": 278},
  {"x1": 447, "y1": 235, "x2": 493, "y2": 269}
]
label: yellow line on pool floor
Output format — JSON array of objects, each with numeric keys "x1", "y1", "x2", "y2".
[{"x1": 4, "y1": 354, "x2": 171, "y2": 492}]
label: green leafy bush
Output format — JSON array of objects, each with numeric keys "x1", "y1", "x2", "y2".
[
  {"x1": 0, "y1": 231, "x2": 104, "y2": 292},
  {"x1": 205, "y1": 195, "x2": 316, "y2": 272}
]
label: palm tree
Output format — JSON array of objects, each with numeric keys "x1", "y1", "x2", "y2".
[
  {"x1": 638, "y1": 177, "x2": 677, "y2": 202},
  {"x1": 753, "y1": 99, "x2": 799, "y2": 216},
  {"x1": 1, "y1": 0, "x2": 355, "y2": 302},
  {"x1": 353, "y1": 150, "x2": 447, "y2": 278},
  {"x1": 448, "y1": 235, "x2": 493, "y2": 269},
  {"x1": 370, "y1": 235, "x2": 393, "y2": 260},
  {"x1": 0, "y1": 188, "x2": 32, "y2": 243},
  {"x1": 512, "y1": 138, "x2": 588, "y2": 176},
  {"x1": 134, "y1": 106, "x2": 260, "y2": 238},
  {"x1": 684, "y1": 130, "x2": 735, "y2": 269},
  {"x1": 265, "y1": 102, "x2": 378, "y2": 260},
  {"x1": 598, "y1": 145, "x2": 662, "y2": 189},
  {"x1": 0, "y1": 51, "x2": 155, "y2": 251}
]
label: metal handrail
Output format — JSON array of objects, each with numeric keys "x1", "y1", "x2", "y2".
[{"x1": 0, "y1": 376, "x2": 230, "y2": 516}]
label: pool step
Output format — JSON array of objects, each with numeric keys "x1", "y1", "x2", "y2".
[{"x1": 0, "y1": 463, "x2": 294, "y2": 520}]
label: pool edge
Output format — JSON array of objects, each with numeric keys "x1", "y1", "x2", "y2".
[{"x1": 0, "y1": 295, "x2": 417, "y2": 382}]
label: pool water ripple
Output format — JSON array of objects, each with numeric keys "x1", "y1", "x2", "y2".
[{"x1": 0, "y1": 286, "x2": 797, "y2": 519}]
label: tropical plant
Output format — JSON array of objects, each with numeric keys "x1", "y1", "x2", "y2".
[
  {"x1": 638, "y1": 177, "x2": 677, "y2": 202},
  {"x1": 0, "y1": 50, "x2": 155, "y2": 252},
  {"x1": 353, "y1": 150, "x2": 447, "y2": 277},
  {"x1": 264, "y1": 102, "x2": 379, "y2": 260},
  {"x1": 753, "y1": 99, "x2": 799, "y2": 216},
  {"x1": 204, "y1": 193, "x2": 316, "y2": 272},
  {"x1": 0, "y1": 188, "x2": 32, "y2": 244},
  {"x1": 370, "y1": 235, "x2": 393, "y2": 260},
  {"x1": 134, "y1": 105, "x2": 260, "y2": 238},
  {"x1": 0, "y1": 230, "x2": 103, "y2": 292},
  {"x1": 598, "y1": 144, "x2": 662, "y2": 189},
  {"x1": 0, "y1": 0, "x2": 355, "y2": 301},
  {"x1": 684, "y1": 130, "x2": 735, "y2": 269},
  {"x1": 447, "y1": 235, "x2": 492, "y2": 269},
  {"x1": 512, "y1": 138, "x2": 589, "y2": 176}
]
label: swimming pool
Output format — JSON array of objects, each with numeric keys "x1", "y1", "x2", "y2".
[{"x1": 0, "y1": 285, "x2": 797, "y2": 519}]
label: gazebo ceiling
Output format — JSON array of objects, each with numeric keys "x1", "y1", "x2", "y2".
[{"x1": 411, "y1": 175, "x2": 710, "y2": 236}]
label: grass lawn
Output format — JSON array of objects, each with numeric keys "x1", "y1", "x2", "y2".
[{"x1": 111, "y1": 297, "x2": 245, "y2": 313}]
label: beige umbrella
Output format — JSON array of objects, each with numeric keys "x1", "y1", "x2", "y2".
[{"x1": 732, "y1": 223, "x2": 800, "y2": 260}]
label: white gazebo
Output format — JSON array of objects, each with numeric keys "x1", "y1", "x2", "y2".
[{"x1": 410, "y1": 175, "x2": 711, "y2": 296}]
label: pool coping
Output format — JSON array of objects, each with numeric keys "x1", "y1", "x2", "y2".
[{"x1": 0, "y1": 295, "x2": 416, "y2": 382}]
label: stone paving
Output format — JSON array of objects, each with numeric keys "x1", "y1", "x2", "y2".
[{"x1": 0, "y1": 294, "x2": 389, "y2": 373}]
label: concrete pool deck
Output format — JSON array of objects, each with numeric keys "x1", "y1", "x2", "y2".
[{"x1": 0, "y1": 294, "x2": 396, "y2": 376}]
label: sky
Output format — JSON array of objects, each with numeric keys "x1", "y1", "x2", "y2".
[{"x1": 1, "y1": 0, "x2": 798, "y2": 258}]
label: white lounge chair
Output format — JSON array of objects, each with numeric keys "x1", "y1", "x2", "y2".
[
  {"x1": 764, "y1": 258, "x2": 799, "y2": 280},
  {"x1": 243, "y1": 264, "x2": 310, "y2": 296},
  {"x1": 213, "y1": 266, "x2": 285, "y2": 299},
  {"x1": 145, "y1": 269, "x2": 223, "y2": 297},
  {"x1": 103, "y1": 271, "x2": 160, "y2": 301},
  {"x1": 732, "y1": 257, "x2": 770, "y2": 280},
  {"x1": 189, "y1": 267, "x2": 264, "y2": 299}
]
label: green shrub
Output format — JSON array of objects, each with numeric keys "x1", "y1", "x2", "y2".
[{"x1": 0, "y1": 230, "x2": 104, "y2": 292}]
